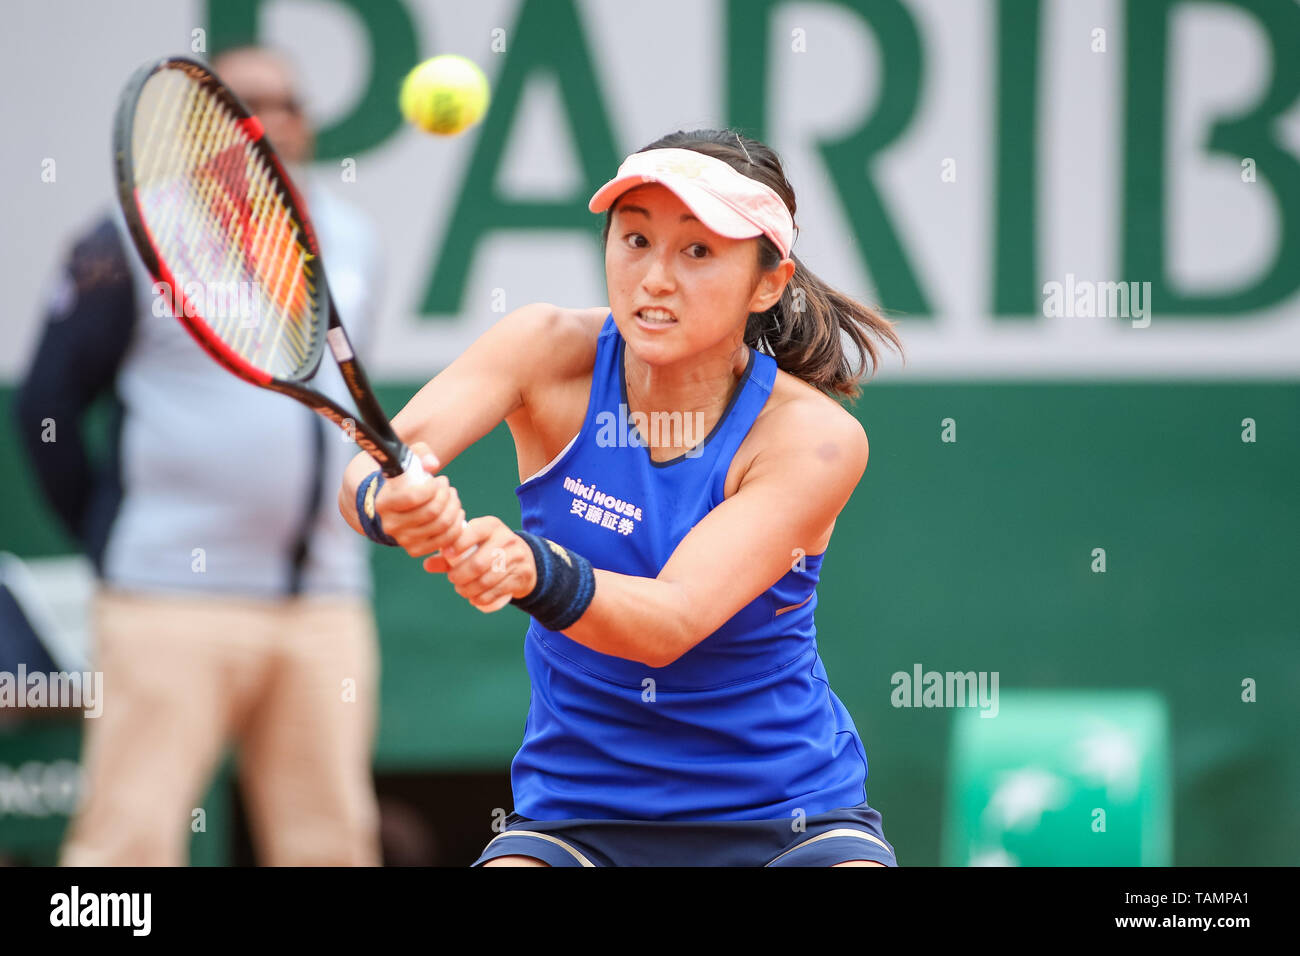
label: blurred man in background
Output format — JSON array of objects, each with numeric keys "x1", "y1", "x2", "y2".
[{"x1": 14, "y1": 46, "x2": 384, "y2": 866}]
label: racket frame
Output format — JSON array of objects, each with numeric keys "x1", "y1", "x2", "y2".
[{"x1": 112, "y1": 55, "x2": 420, "y2": 479}]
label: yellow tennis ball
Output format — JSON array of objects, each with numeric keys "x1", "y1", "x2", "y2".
[{"x1": 399, "y1": 55, "x2": 490, "y2": 136}]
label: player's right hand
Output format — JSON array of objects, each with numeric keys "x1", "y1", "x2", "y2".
[{"x1": 373, "y1": 441, "x2": 466, "y2": 557}]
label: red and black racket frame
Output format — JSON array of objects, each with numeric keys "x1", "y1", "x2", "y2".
[{"x1": 112, "y1": 56, "x2": 418, "y2": 479}]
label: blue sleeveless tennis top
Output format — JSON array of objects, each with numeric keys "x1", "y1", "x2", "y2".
[{"x1": 512, "y1": 313, "x2": 869, "y2": 821}]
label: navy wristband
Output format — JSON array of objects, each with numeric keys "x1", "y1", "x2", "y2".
[
  {"x1": 356, "y1": 470, "x2": 399, "y2": 546},
  {"x1": 510, "y1": 531, "x2": 596, "y2": 631}
]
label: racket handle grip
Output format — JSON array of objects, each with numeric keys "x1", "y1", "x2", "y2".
[
  {"x1": 457, "y1": 520, "x2": 479, "y2": 560},
  {"x1": 410, "y1": 458, "x2": 478, "y2": 561},
  {"x1": 396, "y1": 450, "x2": 478, "y2": 562},
  {"x1": 399, "y1": 447, "x2": 430, "y2": 484}
]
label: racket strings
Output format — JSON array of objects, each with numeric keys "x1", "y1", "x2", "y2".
[{"x1": 131, "y1": 69, "x2": 319, "y2": 378}]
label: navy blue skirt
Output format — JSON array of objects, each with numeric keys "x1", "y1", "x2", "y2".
[{"x1": 473, "y1": 800, "x2": 897, "y2": 867}]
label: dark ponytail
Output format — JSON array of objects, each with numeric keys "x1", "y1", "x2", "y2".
[{"x1": 600, "y1": 128, "x2": 904, "y2": 403}]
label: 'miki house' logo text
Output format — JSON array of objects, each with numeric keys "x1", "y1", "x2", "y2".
[{"x1": 563, "y1": 475, "x2": 641, "y2": 536}]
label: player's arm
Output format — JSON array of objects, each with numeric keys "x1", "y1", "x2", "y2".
[
  {"x1": 337, "y1": 302, "x2": 567, "y2": 551},
  {"x1": 432, "y1": 401, "x2": 869, "y2": 667}
]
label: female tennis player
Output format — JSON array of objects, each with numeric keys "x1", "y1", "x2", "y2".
[{"x1": 339, "y1": 129, "x2": 904, "y2": 866}]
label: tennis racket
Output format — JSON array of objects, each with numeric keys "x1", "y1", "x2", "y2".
[{"x1": 112, "y1": 55, "x2": 473, "y2": 553}]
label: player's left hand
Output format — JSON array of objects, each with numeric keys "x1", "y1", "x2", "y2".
[{"x1": 422, "y1": 516, "x2": 537, "y2": 613}]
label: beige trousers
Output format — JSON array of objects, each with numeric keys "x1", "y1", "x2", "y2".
[{"x1": 60, "y1": 588, "x2": 381, "y2": 866}]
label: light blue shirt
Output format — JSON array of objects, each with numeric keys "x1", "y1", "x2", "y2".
[{"x1": 103, "y1": 178, "x2": 383, "y2": 598}]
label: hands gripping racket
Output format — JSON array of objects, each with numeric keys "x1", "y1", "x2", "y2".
[{"x1": 113, "y1": 55, "x2": 472, "y2": 555}]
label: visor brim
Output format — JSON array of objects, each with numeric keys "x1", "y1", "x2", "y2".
[{"x1": 588, "y1": 174, "x2": 766, "y2": 243}]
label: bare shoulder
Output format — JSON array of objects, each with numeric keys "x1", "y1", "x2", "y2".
[
  {"x1": 747, "y1": 369, "x2": 869, "y2": 477},
  {"x1": 548, "y1": 304, "x2": 609, "y2": 367},
  {"x1": 722, "y1": 368, "x2": 868, "y2": 547},
  {"x1": 488, "y1": 302, "x2": 605, "y2": 381},
  {"x1": 499, "y1": 304, "x2": 607, "y2": 420},
  {"x1": 546, "y1": 304, "x2": 605, "y2": 379},
  {"x1": 501, "y1": 305, "x2": 609, "y2": 478}
]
